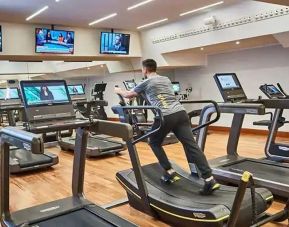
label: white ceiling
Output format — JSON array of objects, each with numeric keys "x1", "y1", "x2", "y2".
[{"x1": 0, "y1": 0, "x2": 239, "y2": 30}]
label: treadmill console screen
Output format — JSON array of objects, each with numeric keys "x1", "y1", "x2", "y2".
[
  {"x1": 259, "y1": 84, "x2": 285, "y2": 99},
  {"x1": 21, "y1": 80, "x2": 71, "y2": 107},
  {"x1": 0, "y1": 88, "x2": 20, "y2": 100},
  {"x1": 123, "y1": 81, "x2": 136, "y2": 90},
  {"x1": 94, "y1": 83, "x2": 107, "y2": 92},
  {"x1": 172, "y1": 82, "x2": 181, "y2": 93},
  {"x1": 214, "y1": 73, "x2": 247, "y2": 102},
  {"x1": 68, "y1": 84, "x2": 85, "y2": 95}
]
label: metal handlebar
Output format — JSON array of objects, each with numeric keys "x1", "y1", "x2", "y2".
[
  {"x1": 181, "y1": 100, "x2": 221, "y2": 132},
  {"x1": 112, "y1": 106, "x2": 163, "y2": 145},
  {"x1": 277, "y1": 83, "x2": 289, "y2": 98}
]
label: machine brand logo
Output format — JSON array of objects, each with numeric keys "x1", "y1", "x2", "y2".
[
  {"x1": 40, "y1": 206, "x2": 60, "y2": 213},
  {"x1": 193, "y1": 212, "x2": 206, "y2": 218},
  {"x1": 279, "y1": 146, "x2": 289, "y2": 151},
  {"x1": 23, "y1": 143, "x2": 31, "y2": 151}
]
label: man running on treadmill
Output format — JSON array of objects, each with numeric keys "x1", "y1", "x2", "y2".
[{"x1": 114, "y1": 59, "x2": 220, "y2": 195}]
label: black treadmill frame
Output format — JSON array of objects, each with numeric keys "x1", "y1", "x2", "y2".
[{"x1": 196, "y1": 102, "x2": 289, "y2": 198}]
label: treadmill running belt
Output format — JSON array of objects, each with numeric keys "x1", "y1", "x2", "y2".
[
  {"x1": 220, "y1": 159, "x2": 289, "y2": 185},
  {"x1": 10, "y1": 149, "x2": 52, "y2": 168},
  {"x1": 127, "y1": 164, "x2": 268, "y2": 211},
  {"x1": 35, "y1": 209, "x2": 115, "y2": 227},
  {"x1": 69, "y1": 137, "x2": 123, "y2": 151}
]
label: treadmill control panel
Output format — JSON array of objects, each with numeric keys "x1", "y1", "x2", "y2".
[
  {"x1": 214, "y1": 73, "x2": 247, "y2": 102},
  {"x1": 259, "y1": 84, "x2": 286, "y2": 99}
]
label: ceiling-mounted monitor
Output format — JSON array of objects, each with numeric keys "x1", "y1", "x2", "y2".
[
  {"x1": 100, "y1": 32, "x2": 130, "y2": 55},
  {"x1": 35, "y1": 28, "x2": 75, "y2": 54}
]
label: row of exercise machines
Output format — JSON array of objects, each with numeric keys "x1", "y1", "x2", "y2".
[
  {"x1": 0, "y1": 82, "x2": 127, "y2": 173},
  {"x1": 1, "y1": 77, "x2": 289, "y2": 226}
]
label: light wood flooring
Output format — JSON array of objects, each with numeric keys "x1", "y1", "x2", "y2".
[{"x1": 9, "y1": 131, "x2": 289, "y2": 226}]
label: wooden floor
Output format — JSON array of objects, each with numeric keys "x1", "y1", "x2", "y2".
[{"x1": 9, "y1": 131, "x2": 289, "y2": 227}]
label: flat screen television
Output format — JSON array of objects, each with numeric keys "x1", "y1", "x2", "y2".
[
  {"x1": 35, "y1": 28, "x2": 75, "y2": 54},
  {"x1": 0, "y1": 88, "x2": 20, "y2": 100},
  {"x1": 0, "y1": 26, "x2": 2, "y2": 52},
  {"x1": 100, "y1": 32, "x2": 130, "y2": 55},
  {"x1": 67, "y1": 84, "x2": 85, "y2": 95}
]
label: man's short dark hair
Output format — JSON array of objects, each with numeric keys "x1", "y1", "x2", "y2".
[{"x1": 142, "y1": 59, "x2": 157, "y2": 72}]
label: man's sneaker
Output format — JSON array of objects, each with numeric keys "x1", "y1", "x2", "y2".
[
  {"x1": 161, "y1": 171, "x2": 180, "y2": 184},
  {"x1": 199, "y1": 178, "x2": 220, "y2": 195}
]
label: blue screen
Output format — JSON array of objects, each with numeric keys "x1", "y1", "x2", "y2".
[
  {"x1": 22, "y1": 81, "x2": 70, "y2": 106},
  {"x1": 68, "y1": 85, "x2": 85, "y2": 95},
  {"x1": 0, "y1": 88, "x2": 19, "y2": 100},
  {"x1": 0, "y1": 26, "x2": 2, "y2": 52},
  {"x1": 100, "y1": 32, "x2": 130, "y2": 55},
  {"x1": 172, "y1": 83, "x2": 180, "y2": 93},
  {"x1": 35, "y1": 28, "x2": 74, "y2": 54}
]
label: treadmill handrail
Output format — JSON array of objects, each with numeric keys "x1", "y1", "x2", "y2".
[
  {"x1": 0, "y1": 127, "x2": 44, "y2": 221},
  {"x1": 0, "y1": 127, "x2": 44, "y2": 154},
  {"x1": 181, "y1": 100, "x2": 221, "y2": 132},
  {"x1": 112, "y1": 105, "x2": 163, "y2": 145}
]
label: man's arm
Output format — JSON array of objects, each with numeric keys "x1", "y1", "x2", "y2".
[{"x1": 114, "y1": 87, "x2": 138, "y2": 99}]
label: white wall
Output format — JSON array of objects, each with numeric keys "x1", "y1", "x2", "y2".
[{"x1": 175, "y1": 45, "x2": 289, "y2": 131}]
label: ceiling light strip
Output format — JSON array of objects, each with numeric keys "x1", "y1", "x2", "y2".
[
  {"x1": 127, "y1": 0, "x2": 154, "y2": 11},
  {"x1": 89, "y1": 13, "x2": 117, "y2": 26},
  {"x1": 137, "y1": 18, "x2": 168, "y2": 29},
  {"x1": 26, "y1": 6, "x2": 49, "y2": 21},
  {"x1": 180, "y1": 1, "x2": 224, "y2": 17}
]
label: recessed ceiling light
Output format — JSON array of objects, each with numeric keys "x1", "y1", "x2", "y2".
[
  {"x1": 180, "y1": 1, "x2": 224, "y2": 17},
  {"x1": 200, "y1": 47, "x2": 204, "y2": 51},
  {"x1": 26, "y1": 6, "x2": 49, "y2": 21},
  {"x1": 87, "y1": 67, "x2": 91, "y2": 70},
  {"x1": 127, "y1": 0, "x2": 154, "y2": 11},
  {"x1": 100, "y1": 64, "x2": 104, "y2": 68},
  {"x1": 55, "y1": 0, "x2": 60, "y2": 2},
  {"x1": 236, "y1": 41, "x2": 240, "y2": 45},
  {"x1": 137, "y1": 18, "x2": 168, "y2": 29},
  {"x1": 89, "y1": 13, "x2": 117, "y2": 26}
]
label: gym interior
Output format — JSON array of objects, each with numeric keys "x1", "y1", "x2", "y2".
[{"x1": 0, "y1": 0, "x2": 289, "y2": 226}]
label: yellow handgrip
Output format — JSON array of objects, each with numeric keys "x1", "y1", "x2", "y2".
[{"x1": 241, "y1": 171, "x2": 252, "y2": 182}]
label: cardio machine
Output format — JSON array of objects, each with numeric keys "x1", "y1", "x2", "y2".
[
  {"x1": 111, "y1": 95, "x2": 287, "y2": 227},
  {"x1": 196, "y1": 72, "x2": 289, "y2": 197},
  {"x1": 0, "y1": 87, "x2": 58, "y2": 173},
  {"x1": 0, "y1": 79, "x2": 137, "y2": 227},
  {"x1": 59, "y1": 83, "x2": 127, "y2": 157},
  {"x1": 254, "y1": 83, "x2": 289, "y2": 161},
  {"x1": 122, "y1": 80, "x2": 178, "y2": 145}
]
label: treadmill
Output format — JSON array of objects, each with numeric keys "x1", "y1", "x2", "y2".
[
  {"x1": 196, "y1": 73, "x2": 289, "y2": 198},
  {"x1": 59, "y1": 84, "x2": 127, "y2": 157},
  {"x1": 0, "y1": 80, "x2": 137, "y2": 227},
  {"x1": 256, "y1": 83, "x2": 289, "y2": 161},
  {"x1": 111, "y1": 96, "x2": 288, "y2": 227},
  {"x1": 0, "y1": 87, "x2": 58, "y2": 173}
]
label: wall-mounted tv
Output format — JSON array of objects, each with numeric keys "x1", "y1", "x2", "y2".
[
  {"x1": 35, "y1": 28, "x2": 75, "y2": 54},
  {"x1": 67, "y1": 84, "x2": 85, "y2": 95},
  {"x1": 0, "y1": 26, "x2": 2, "y2": 52},
  {"x1": 100, "y1": 32, "x2": 130, "y2": 55}
]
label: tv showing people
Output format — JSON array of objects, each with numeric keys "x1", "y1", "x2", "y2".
[
  {"x1": 172, "y1": 82, "x2": 181, "y2": 93},
  {"x1": 100, "y1": 32, "x2": 130, "y2": 55},
  {"x1": 22, "y1": 81, "x2": 70, "y2": 107},
  {"x1": 0, "y1": 26, "x2": 2, "y2": 52},
  {"x1": 0, "y1": 88, "x2": 20, "y2": 100},
  {"x1": 35, "y1": 28, "x2": 75, "y2": 54},
  {"x1": 217, "y1": 74, "x2": 240, "y2": 89},
  {"x1": 68, "y1": 84, "x2": 85, "y2": 95}
]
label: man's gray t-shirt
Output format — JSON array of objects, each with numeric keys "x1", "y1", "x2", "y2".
[{"x1": 133, "y1": 75, "x2": 185, "y2": 116}]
